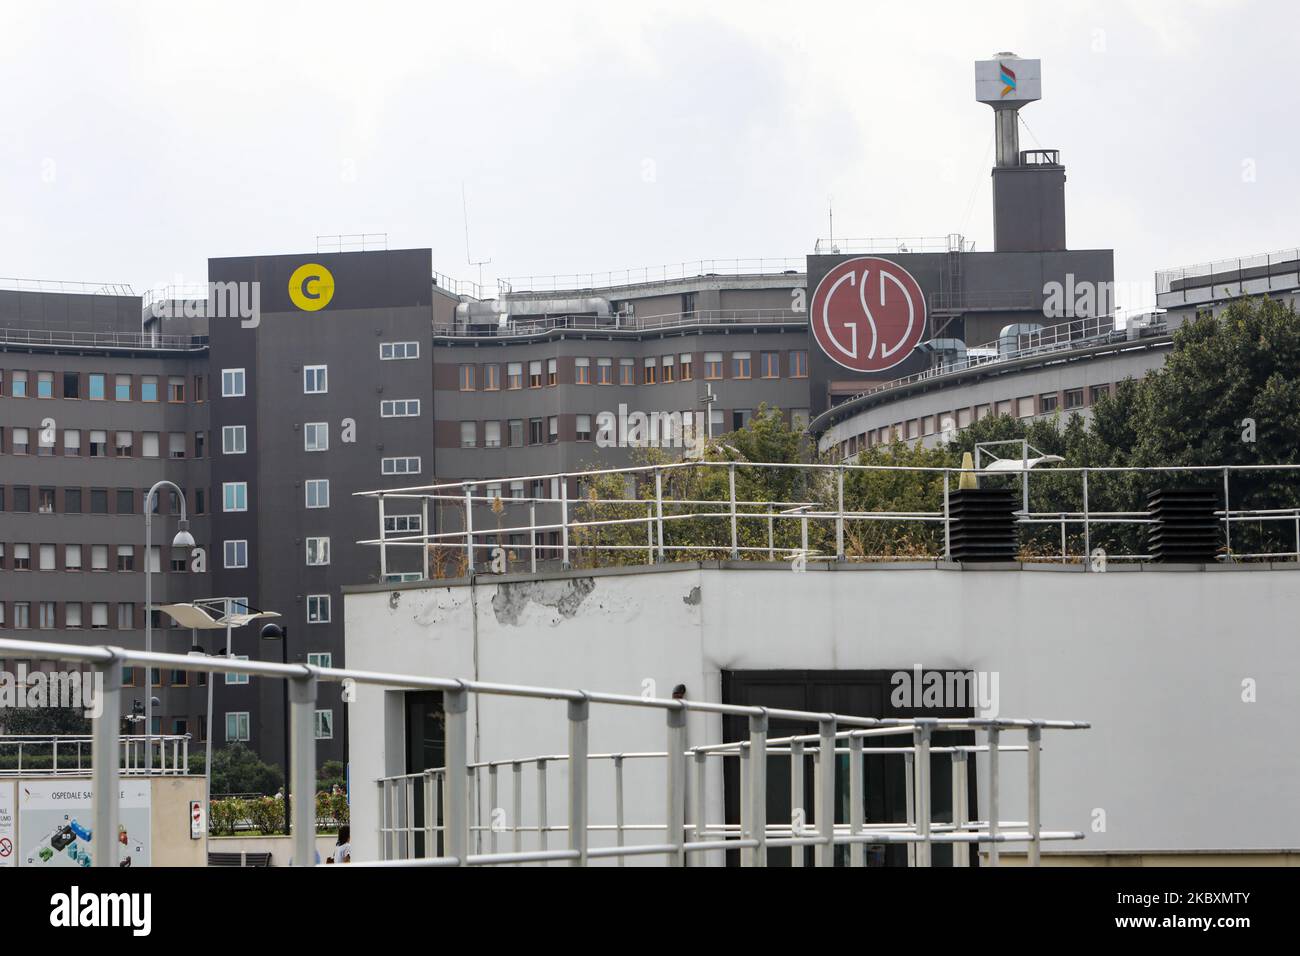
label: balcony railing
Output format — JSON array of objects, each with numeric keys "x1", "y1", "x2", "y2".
[
  {"x1": 0, "y1": 326, "x2": 207, "y2": 351},
  {"x1": 0, "y1": 734, "x2": 191, "y2": 775},
  {"x1": 435, "y1": 308, "x2": 807, "y2": 338},
  {"x1": 497, "y1": 259, "x2": 805, "y2": 295}
]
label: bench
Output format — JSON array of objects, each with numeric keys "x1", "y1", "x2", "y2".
[{"x1": 207, "y1": 851, "x2": 273, "y2": 867}]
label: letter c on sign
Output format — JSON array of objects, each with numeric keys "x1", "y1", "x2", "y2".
[{"x1": 288, "y1": 263, "x2": 335, "y2": 312}]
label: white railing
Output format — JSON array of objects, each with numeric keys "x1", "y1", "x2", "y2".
[
  {"x1": 1155, "y1": 247, "x2": 1300, "y2": 295},
  {"x1": 813, "y1": 235, "x2": 975, "y2": 255},
  {"x1": 375, "y1": 712, "x2": 1087, "y2": 867},
  {"x1": 435, "y1": 308, "x2": 806, "y2": 338},
  {"x1": 497, "y1": 259, "x2": 805, "y2": 294},
  {"x1": 0, "y1": 277, "x2": 136, "y2": 296},
  {"x1": 0, "y1": 734, "x2": 191, "y2": 775},
  {"x1": 357, "y1": 460, "x2": 1300, "y2": 573},
  {"x1": 0, "y1": 326, "x2": 206, "y2": 351}
]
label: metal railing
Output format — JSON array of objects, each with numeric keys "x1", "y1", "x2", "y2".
[
  {"x1": 0, "y1": 325, "x2": 207, "y2": 351},
  {"x1": 357, "y1": 461, "x2": 1300, "y2": 573},
  {"x1": 497, "y1": 259, "x2": 805, "y2": 294},
  {"x1": 0, "y1": 277, "x2": 136, "y2": 296},
  {"x1": 813, "y1": 235, "x2": 975, "y2": 255},
  {"x1": 1155, "y1": 247, "x2": 1300, "y2": 296},
  {"x1": 433, "y1": 272, "x2": 493, "y2": 300},
  {"x1": 435, "y1": 308, "x2": 807, "y2": 338},
  {"x1": 0, "y1": 734, "x2": 191, "y2": 775},
  {"x1": 316, "y1": 233, "x2": 387, "y2": 253},
  {"x1": 376, "y1": 714, "x2": 1088, "y2": 867}
]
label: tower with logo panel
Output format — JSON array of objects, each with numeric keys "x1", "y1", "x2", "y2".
[{"x1": 807, "y1": 54, "x2": 1114, "y2": 417}]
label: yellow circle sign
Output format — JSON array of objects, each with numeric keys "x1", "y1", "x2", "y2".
[{"x1": 288, "y1": 263, "x2": 335, "y2": 312}]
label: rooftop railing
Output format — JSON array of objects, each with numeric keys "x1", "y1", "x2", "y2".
[
  {"x1": 0, "y1": 326, "x2": 207, "y2": 351},
  {"x1": 0, "y1": 277, "x2": 136, "y2": 297},
  {"x1": 1155, "y1": 247, "x2": 1300, "y2": 295},
  {"x1": 0, "y1": 734, "x2": 191, "y2": 776},
  {"x1": 497, "y1": 259, "x2": 805, "y2": 295},
  {"x1": 357, "y1": 460, "x2": 1300, "y2": 575},
  {"x1": 435, "y1": 308, "x2": 807, "y2": 338},
  {"x1": 813, "y1": 235, "x2": 975, "y2": 255}
]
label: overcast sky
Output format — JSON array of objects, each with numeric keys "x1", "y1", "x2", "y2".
[{"x1": 1, "y1": 0, "x2": 1295, "y2": 312}]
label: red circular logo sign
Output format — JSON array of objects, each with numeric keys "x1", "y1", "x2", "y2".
[{"x1": 810, "y1": 257, "x2": 927, "y2": 373}]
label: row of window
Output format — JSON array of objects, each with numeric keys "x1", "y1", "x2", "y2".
[
  {"x1": 0, "y1": 542, "x2": 190, "y2": 572},
  {"x1": 457, "y1": 350, "x2": 809, "y2": 391},
  {"x1": 837, "y1": 384, "x2": 1115, "y2": 456},
  {"x1": 0, "y1": 426, "x2": 204, "y2": 458},
  {"x1": 223, "y1": 709, "x2": 334, "y2": 741},
  {"x1": 454, "y1": 407, "x2": 811, "y2": 448},
  {"x1": 0, "y1": 370, "x2": 201, "y2": 403},
  {"x1": 1, "y1": 485, "x2": 203, "y2": 515},
  {"x1": 0, "y1": 592, "x2": 331, "y2": 626},
  {"x1": 216, "y1": 341, "x2": 420, "y2": 401}
]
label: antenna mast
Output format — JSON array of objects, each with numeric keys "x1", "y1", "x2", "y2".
[{"x1": 462, "y1": 182, "x2": 492, "y2": 290}]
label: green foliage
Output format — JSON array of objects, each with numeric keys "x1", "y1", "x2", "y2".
[
  {"x1": 0, "y1": 706, "x2": 91, "y2": 736},
  {"x1": 318, "y1": 759, "x2": 346, "y2": 793},
  {"x1": 198, "y1": 743, "x2": 283, "y2": 796}
]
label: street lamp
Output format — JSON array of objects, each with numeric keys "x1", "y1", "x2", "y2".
[
  {"x1": 144, "y1": 479, "x2": 195, "y2": 775},
  {"x1": 260, "y1": 622, "x2": 292, "y2": 838}
]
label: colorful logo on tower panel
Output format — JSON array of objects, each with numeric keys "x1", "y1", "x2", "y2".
[
  {"x1": 810, "y1": 257, "x2": 927, "y2": 374},
  {"x1": 288, "y1": 263, "x2": 335, "y2": 311},
  {"x1": 999, "y1": 62, "x2": 1016, "y2": 97}
]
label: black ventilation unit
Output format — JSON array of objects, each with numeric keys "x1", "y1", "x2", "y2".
[
  {"x1": 1146, "y1": 489, "x2": 1221, "y2": 563},
  {"x1": 947, "y1": 488, "x2": 1018, "y2": 562}
]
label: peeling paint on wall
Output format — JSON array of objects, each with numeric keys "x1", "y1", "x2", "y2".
[
  {"x1": 412, "y1": 589, "x2": 472, "y2": 630},
  {"x1": 682, "y1": 586, "x2": 702, "y2": 606},
  {"x1": 492, "y1": 577, "x2": 597, "y2": 626}
]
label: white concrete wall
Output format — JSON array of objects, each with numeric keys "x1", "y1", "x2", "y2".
[{"x1": 344, "y1": 563, "x2": 1300, "y2": 863}]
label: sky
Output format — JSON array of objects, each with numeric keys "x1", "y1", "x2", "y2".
[{"x1": 1, "y1": 0, "x2": 1296, "y2": 313}]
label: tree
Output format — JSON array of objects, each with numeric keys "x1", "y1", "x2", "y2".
[{"x1": 189, "y1": 743, "x2": 284, "y2": 796}]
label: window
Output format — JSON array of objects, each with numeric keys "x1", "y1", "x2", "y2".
[
  {"x1": 91, "y1": 545, "x2": 108, "y2": 571},
  {"x1": 548, "y1": 416, "x2": 559, "y2": 444},
  {"x1": 576, "y1": 414, "x2": 592, "y2": 442},
  {"x1": 223, "y1": 425, "x2": 246, "y2": 454},
  {"x1": 305, "y1": 479, "x2": 330, "y2": 508},
  {"x1": 760, "y1": 352, "x2": 779, "y2": 379},
  {"x1": 307, "y1": 652, "x2": 333, "y2": 668},
  {"x1": 115, "y1": 431, "x2": 133, "y2": 457},
  {"x1": 65, "y1": 603, "x2": 82, "y2": 628},
  {"x1": 643, "y1": 357, "x2": 657, "y2": 385},
  {"x1": 996, "y1": 400, "x2": 1012, "y2": 418},
  {"x1": 169, "y1": 432, "x2": 186, "y2": 458},
  {"x1": 458, "y1": 364, "x2": 476, "y2": 391},
  {"x1": 483, "y1": 364, "x2": 500, "y2": 390},
  {"x1": 315, "y1": 710, "x2": 334, "y2": 740},
  {"x1": 91, "y1": 603, "x2": 108, "y2": 629},
  {"x1": 1017, "y1": 397, "x2": 1035, "y2": 419},
  {"x1": 384, "y1": 514, "x2": 422, "y2": 533},
  {"x1": 507, "y1": 362, "x2": 523, "y2": 390},
  {"x1": 704, "y1": 352, "x2": 723, "y2": 379},
  {"x1": 485, "y1": 483, "x2": 502, "y2": 501},
  {"x1": 65, "y1": 544, "x2": 82, "y2": 570},
  {"x1": 381, "y1": 398, "x2": 421, "y2": 417},
  {"x1": 792, "y1": 408, "x2": 810, "y2": 431},
  {"x1": 117, "y1": 603, "x2": 135, "y2": 629},
  {"x1": 221, "y1": 369, "x2": 245, "y2": 397},
  {"x1": 732, "y1": 352, "x2": 752, "y2": 379},
  {"x1": 529, "y1": 418, "x2": 544, "y2": 445},
  {"x1": 662, "y1": 355, "x2": 675, "y2": 383},
  {"x1": 90, "y1": 489, "x2": 108, "y2": 514},
  {"x1": 680, "y1": 353, "x2": 693, "y2": 380},
  {"x1": 169, "y1": 548, "x2": 187, "y2": 572},
  {"x1": 790, "y1": 350, "x2": 808, "y2": 378},
  {"x1": 38, "y1": 487, "x2": 55, "y2": 513},
  {"x1": 141, "y1": 376, "x2": 158, "y2": 402},
  {"x1": 508, "y1": 419, "x2": 523, "y2": 447},
  {"x1": 225, "y1": 713, "x2": 250, "y2": 742},
  {"x1": 575, "y1": 357, "x2": 590, "y2": 385},
  {"x1": 12, "y1": 427, "x2": 28, "y2": 455},
  {"x1": 89, "y1": 374, "x2": 105, "y2": 400},
  {"x1": 116, "y1": 545, "x2": 135, "y2": 572},
  {"x1": 596, "y1": 358, "x2": 613, "y2": 385},
  {"x1": 1064, "y1": 388, "x2": 1084, "y2": 409},
  {"x1": 484, "y1": 421, "x2": 501, "y2": 448},
  {"x1": 974, "y1": 404, "x2": 991, "y2": 421},
  {"x1": 732, "y1": 409, "x2": 753, "y2": 431},
  {"x1": 223, "y1": 482, "x2": 248, "y2": 512},
  {"x1": 460, "y1": 421, "x2": 477, "y2": 448},
  {"x1": 194, "y1": 376, "x2": 205, "y2": 402},
  {"x1": 37, "y1": 371, "x2": 53, "y2": 398},
  {"x1": 303, "y1": 365, "x2": 328, "y2": 394},
  {"x1": 380, "y1": 341, "x2": 419, "y2": 360},
  {"x1": 307, "y1": 594, "x2": 331, "y2": 623},
  {"x1": 223, "y1": 540, "x2": 248, "y2": 569},
  {"x1": 12, "y1": 370, "x2": 27, "y2": 397},
  {"x1": 306, "y1": 537, "x2": 330, "y2": 566},
  {"x1": 39, "y1": 601, "x2": 55, "y2": 629},
  {"x1": 381, "y1": 457, "x2": 421, "y2": 476},
  {"x1": 64, "y1": 429, "x2": 80, "y2": 456},
  {"x1": 619, "y1": 358, "x2": 635, "y2": 385},
  {"x1": 195, "y1": 488, "x2": 206, "y2": 514},
  {"x1": 112, "y1": 374, "x2": 130, "y2": 401},
  {"x1": 1090, "y1": 385, "x2": 1110, "y2": 404},
  {"x1": 1039, "y1": 393, "x2": 1058, "y2": 413},
  {"x1": 547, "y1": 358, "x2": 557, "y2": 387},
  {"x1": 166, "y1": 376, "x2": 184, "y2": 403},
  {"x1": 195, "y1": 431, "x2": 205, "y2": 458},
  {"x1": 529, "y1": 360, "x2": 542, "y2": 388},
  {"x1": 39, "y1": 544, "x2": 55, "y2": 570},
  {"x1": 304, "y1": 422, "x2": 328, "y2": 451},
  {"x1": 510, "y1": 481, "x2": 524, "y2": 499},
  {"x1": 63, "y1": 372, "x2": 80, "y2": 399},
  {"x1": 134, "y1": 431, "x2": 156, "y2": 458},
  {"x1": 13, "y1": 602, "x2": 30, "y2": 629}
]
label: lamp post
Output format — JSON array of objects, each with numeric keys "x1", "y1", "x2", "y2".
[
  {"x1": 261, "y1": 622, "x2": 292, "y2": 838},
  {"x1": 144, "y1": 480, "x2": 195, "y2": 775}
]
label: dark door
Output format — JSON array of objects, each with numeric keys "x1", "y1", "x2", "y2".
[
  {"x1": 405, "y1": 691, "x2": 444, "y2": 857},
  {"x1": 721, "y1": 670, "x2": 978, "y2": 866}
]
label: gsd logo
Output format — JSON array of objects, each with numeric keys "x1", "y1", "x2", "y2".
[
  {"x1": 288, "y1": 263, "x2": 335, "y2": 312},
  {"x1": 810, "y1": 257, "x2": 927, "y2": 374}
]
